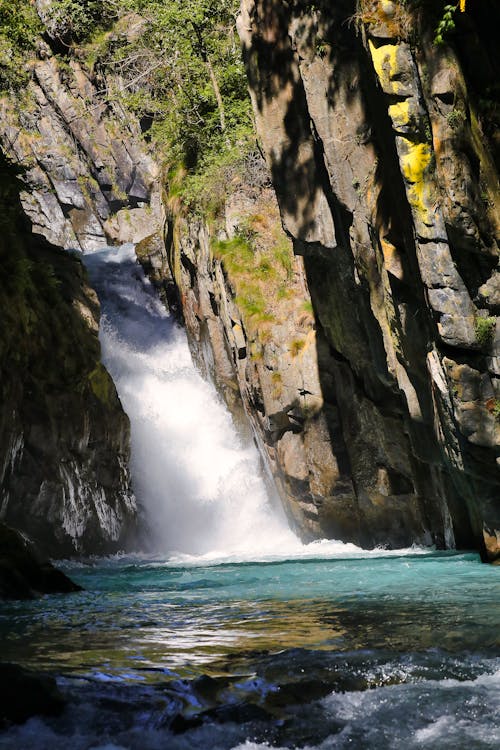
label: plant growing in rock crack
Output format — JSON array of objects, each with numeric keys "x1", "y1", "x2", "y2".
[
  {"x1": 271, "y1": 372, "x2": 283, "y2": 399},
  {"x1": 434, "y1": 1, "x2": 468, "y2": 45},
  {"x1": 447, "y1": 108, "x2": 466, "y2": 130},
  {"x1": 290, "y1": 339, "x2": 306, "y2": 357},
  {"x1": 212, "y1": 209, "x2": 295, "y2": 336},
  {"x1": 474, "y1": 316, "x2": 496, "y2": 348},
  {"x1": 492, "y1": 399, "x2": 500, "y2": 422}
]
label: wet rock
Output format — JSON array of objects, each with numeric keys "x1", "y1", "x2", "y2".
[
  {"x1": 0, "y1": 664, "x2": 65, "y2": 727},
  {"x1": 0, "y1": 156, "x2": 137, "y2": 557},
  {"x1": 0, "y1": 524, "x2": 81, "y2": 599}
]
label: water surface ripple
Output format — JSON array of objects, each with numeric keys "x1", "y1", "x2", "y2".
[{"x1": 1, "y1": 553, "x2": 499, "y2": 749}]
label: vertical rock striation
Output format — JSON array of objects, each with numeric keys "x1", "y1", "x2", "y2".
[
  {"x1": 235, "y1": 0, "x2": 499, "y2": 559},
  {"x1": 168, "y1": 180, "x2": 355, "y2": 539},
  {"x1": 2, "y1": 1, "x2": 498, "y2": 561},
  {"x1": 0, "y1": 156, "x2": 137, "y2": 557}
]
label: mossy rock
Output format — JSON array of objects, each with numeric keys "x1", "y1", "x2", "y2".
[{"x1": 88, "y1": 362, "x2": 117, "y2": 405}]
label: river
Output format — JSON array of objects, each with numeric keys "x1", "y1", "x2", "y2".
[{"x1": 0, "y1": 246, "x2": 498, "y2": 749}]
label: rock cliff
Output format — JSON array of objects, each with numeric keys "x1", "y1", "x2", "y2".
[
  {"x1": 1, "y1": 1, "x2": 499, "y2": 561},
  {"x1": 0, "y1": 16, "x2": 164, "y2": 255},
  {"x1": 0, "y1": 155, "x2": 137, "y2": 556},
  {"x1": 232, "y1": 0, "x2": 499, "y2": 559}
]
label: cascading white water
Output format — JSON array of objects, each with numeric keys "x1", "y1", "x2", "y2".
[
  {"x1": 83, "y1": 245, "x2": 295, "y2": 558},
  {"x1": 83, "y1": 245, "x2": 420, "y2": 563}
]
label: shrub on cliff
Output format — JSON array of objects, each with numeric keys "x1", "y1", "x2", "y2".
[
  {"x1": 44, "y1": 0, "x2": 120, "y2": 43},
  {"x1": 99, "y1": 0, "x2": 254, "y2": 211},
  {"x1": 0, "y1": 0, "x2": 41, "y2": 89}
]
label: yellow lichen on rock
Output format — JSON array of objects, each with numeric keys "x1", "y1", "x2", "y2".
[
  {"x1": 399, "y1": 139, "x2": 434, "y2": 221},
  {"x1": 388, "y1": 99, "x2": 410, "y2": 131},
  {"x1": 368, "y1": 41, "x2": 404, "y2": 95}
]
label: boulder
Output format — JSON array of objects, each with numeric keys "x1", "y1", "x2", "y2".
[{"x1": 0, "y1": 524, "x2": 82, "y2": 600}]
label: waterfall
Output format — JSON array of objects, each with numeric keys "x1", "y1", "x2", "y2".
[
  {"x1": 83, "y1": 245, "x2": 423, "y2": 563},
  {"x1": 83, "y1": 245, "x2": 302, "y2": 559}
]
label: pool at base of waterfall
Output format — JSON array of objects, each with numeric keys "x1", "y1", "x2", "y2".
[
  {"x1": 0, "y1": 551, "x2": 499, "y2": 750},
  {"x1": 2, "y1": 247, "x2": 497, "y2": 749}
]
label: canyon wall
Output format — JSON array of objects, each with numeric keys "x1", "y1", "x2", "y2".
[
  {"x1": 0, "y1": 12, "x2": 174, "y2": 556},
  {"x1": 0, "y1": 13, "x2": 167, "y2": 267},
  {"x1": 1, "y1": 0, "x2": 499, "y2": 561},
  {"x1": 166, "y1": 0, "x2": 500, "y2": 562},
  {"x1": 0, "y1": 156, "x2": 137, "y2": 556},
  {"x1": 230, "y1": 0, "x2": 499, "y2": 559}
]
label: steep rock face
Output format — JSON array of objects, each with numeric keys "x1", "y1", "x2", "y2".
[
  {"x1": 169, "y1": 183, "x2": 359, "y2": 539},
  {"x1": 0, "y1": 157, "x2": 137, "y2": 557},
  {"x1": 236, "y1": 0, "x2": 500, "y2": 559},
  {"x1": 0, "y1": 24, "x2": 163, "y2": 252}
]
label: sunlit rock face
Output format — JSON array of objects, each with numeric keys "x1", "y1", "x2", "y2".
[
  {"x1": 168, "y1": 185, "x2": 358, "y2": 544},
  {"x1": 0, "y1": 33, "x2": 163, "y2": 253},
  {"x1": 0, "y1": 157, "x2": 137, "y2": 557},
  {"x1": 230, "y1": 0, "x2": 500, "y2": 559}
]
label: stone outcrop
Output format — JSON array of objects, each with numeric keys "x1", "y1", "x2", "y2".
[
  {"x1": 0, "y1": 19, "x2": 163, "y2": 253},
  {"x1": 0, "y1": 156, "x2": 137, "y2": 557},
  {"x1": 232, "y1": 0, "x2": 499, "y2": 559}
]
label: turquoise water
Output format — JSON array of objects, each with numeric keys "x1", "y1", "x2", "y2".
[{"x1": 1, "y1": 551, "x2": 499, "y2": 749}]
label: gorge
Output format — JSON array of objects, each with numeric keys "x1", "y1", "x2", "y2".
[{"x1": 0, "y1": 0, "x2": 499, "y2": 747}]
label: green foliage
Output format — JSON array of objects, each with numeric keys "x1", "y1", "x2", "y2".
[
  {"x1": 0, "y1": 0, "x2": 42, "y2": 89},
  {"x1": 235, "y1": 289, "x2": 268, "y2": 320},
  {"x1": 434, "y1": 3, "x2": 458, "y2": 45},
  {"x1": 99, "y1": 0, "x2": 254, "y2": 210},
  {"x1": 447, "y1": 107, "x2": 466, "y2": 130},
  {"x1": 492, "y1": 399, "x2": 500, "y2": 421},
  {"x1": 212, "y1": 230, "x2": 284, "y2": 330},
  {"x1": 212, "y1": 235, "x2": 254, "y2": 275},
  {"x1": 2, "y1": 0, "x2": 253, "y2": 211},
  {"x1": 474, "y1": 316, "x2": 496, "y2": 348},
  {"x1": 272, "y1": 236, "x2": 294, "y2": 280},
  {"x1": 180, "y1": 145, "x2": 254, "y2": 216},
  {"x1": 290, "y1": 338, "x2": 306, "y2": 357}
]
